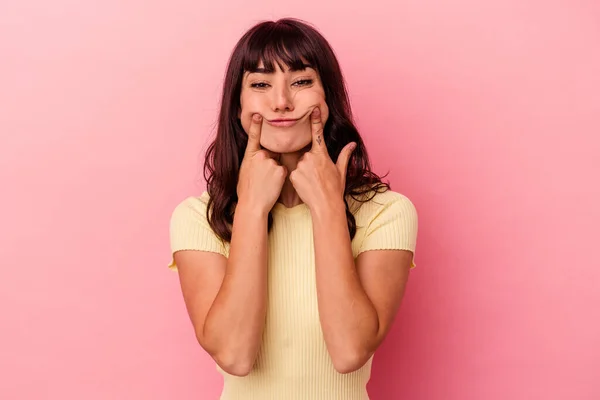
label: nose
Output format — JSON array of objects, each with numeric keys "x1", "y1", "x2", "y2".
[{"x1": 271, "y1": 85, "x2": 294, "y2": 113}]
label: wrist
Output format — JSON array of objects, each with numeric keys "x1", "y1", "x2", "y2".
[
  {"x1": 310, "y1": 197, "x2": 346, "y2": 222},
  {"x1": 235, "y1": 200, "x2": 270, "y2": 219}
]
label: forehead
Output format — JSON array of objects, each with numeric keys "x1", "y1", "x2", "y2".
[
  {"x1": 245, "y1": 59, "x2": 316, "y2": 76},
  {"x1": 245, "y1": 50, "x2": 314, "y2": 70}
]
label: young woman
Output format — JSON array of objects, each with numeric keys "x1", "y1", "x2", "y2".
[{"x1": 169, "y1": 18, "x2": 418, "y2": 400}]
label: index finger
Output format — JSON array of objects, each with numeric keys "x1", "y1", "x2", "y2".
[
  {"x1": 245, "y1": 114, "x2": 263, "y2": 155},
  {"x1": 309, "y1": 107, "x2": 328, "y2": 155}
]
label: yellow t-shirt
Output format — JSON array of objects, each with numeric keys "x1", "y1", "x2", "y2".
[{"x1": 169, "y1": 189, "x2": 418, "y2": 400}]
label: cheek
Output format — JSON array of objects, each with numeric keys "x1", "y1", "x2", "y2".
[
  {"x1": 239, "y1": 93, "x2": 265, "y2": 133},
  {"x1": 298, "y1": 89, "x2": 329, "y2": 121}
]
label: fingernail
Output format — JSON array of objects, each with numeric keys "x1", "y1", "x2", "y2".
[
  {"x1": 350, "y1": 142, "x2": 357, "y2": 151},
  {"x1": 253, "y1": 114, "x2": 262, "y2": 122},
  {"x1": 312, "y1": 108, "x2": 320, "y2": 117}
]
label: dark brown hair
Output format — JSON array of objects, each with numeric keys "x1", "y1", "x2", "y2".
[{"x1": 204, "y1": 18, "x2": 390, "y2": 242}]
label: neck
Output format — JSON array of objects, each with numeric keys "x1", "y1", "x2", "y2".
[{"x1": 277, "y1": 148, "x2": 308, "y2": 208}]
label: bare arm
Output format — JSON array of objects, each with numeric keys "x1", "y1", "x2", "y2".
[
  {"x1": 175, "y1": 203, "x2": 269, "y2": 376},
  {"x1": 287, "y1": 107, "x2": 414, "y2": 374},
  {"x1": 311, "y1": 201, "x2": 412, "y2": 374},
  {"x1": 174, "y1": 113, "x2": 286, "y2": 376}
]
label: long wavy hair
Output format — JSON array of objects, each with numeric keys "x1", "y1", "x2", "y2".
[{"x1": 204, "y1": 18, "x2": 390, "y2": 242}]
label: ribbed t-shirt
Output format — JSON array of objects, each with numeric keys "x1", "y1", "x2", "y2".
[{"x1": 168, "y1": 189, "x2": 418, "y2": 400}]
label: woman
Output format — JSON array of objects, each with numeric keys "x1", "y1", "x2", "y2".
[{"x1": 168, "y1": 18, "x2": 418, "y2": 400}]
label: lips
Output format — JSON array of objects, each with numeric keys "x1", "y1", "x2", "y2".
[{"x1": 265, "y1": 118, "x2": 299, "y2": 128}]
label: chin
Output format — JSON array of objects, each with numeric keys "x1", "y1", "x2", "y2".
[
  {"x1": 260, "y1": 127, "x2": 312, "y2": 154},
  {"x1": 262, "y1": 140, "x2": 311, "y2": 154}
]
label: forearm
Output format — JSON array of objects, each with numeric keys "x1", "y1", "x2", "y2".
[
  {"x1": 203, "y1": 203, "x2": 268, "y2": 374},
  {"x1": 311, "y1": 201, "x2": 379, "y2": 373}
]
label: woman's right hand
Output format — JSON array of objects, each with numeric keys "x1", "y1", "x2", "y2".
[{"x1": 237, "y1": 114, "x2": 287, "y2": 215}]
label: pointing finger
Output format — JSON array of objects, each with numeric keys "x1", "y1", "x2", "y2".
[
  {"x1": 310, "y1": 107, "x2": 327, "y2": 156},
  {"x1": 245, "y1": 114, "x2": 263, "y2": 156}
]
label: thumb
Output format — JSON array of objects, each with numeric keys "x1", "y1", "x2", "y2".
[{"x1": 336, "y1": 142, "x2": 356, "y2": 179}]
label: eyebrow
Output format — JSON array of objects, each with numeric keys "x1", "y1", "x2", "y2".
[{"x1": 248, "y1": 63, "x2": 314, "y2": 74}]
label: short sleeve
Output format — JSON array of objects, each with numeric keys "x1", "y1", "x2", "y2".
[
  {"x1": 168, "y1": 194, "x2": 228, "y2": 271},
  {"x1": 357, "y1": 194, "x2": 418, "y2": 268}
]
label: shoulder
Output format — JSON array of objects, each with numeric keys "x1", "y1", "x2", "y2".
[
  {"x1": 350, "y1": 188, "x2": 419, "y2": 263},
  {"x1": 169, "y1": 191, "x2": 228, "y2": 265},
  {"x1": 349, "y1": 188, "x2": 417, "y2": 224},
  {"x1": 169, "y1": 191, "x2": 215, "y2": 234},
  {"x1": 171, "y1": 191, "x2": 211, "y2": 218}
]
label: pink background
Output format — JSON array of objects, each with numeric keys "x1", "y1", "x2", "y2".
[{"x1": 1, "y1": 1, "x2": 599, "y2": 399}]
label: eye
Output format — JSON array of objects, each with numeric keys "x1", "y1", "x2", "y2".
[
  {"x1": 293, "y1": 79, "x2": 313, "y2": 87},
  {"x1": 250, "y1": 82, "x2": 270, "y2": 89}
]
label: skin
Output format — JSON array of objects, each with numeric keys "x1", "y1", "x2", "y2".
[
  {"x1": 239, "y1": 60, "x2": 329, "y2": 208},
  {"x1": 296, "y1": 107, "x2": 413, "y2": 373},
  {"x1": 174, "y1": 60, "x2": 413, "y2": 376}
]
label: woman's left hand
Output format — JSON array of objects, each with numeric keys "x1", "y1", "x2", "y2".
[{"x1": 289, "y1": 107, "x2": 356, "y2": 213}]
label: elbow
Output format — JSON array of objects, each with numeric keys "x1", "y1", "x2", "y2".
[
  {"x1": 197, "y1": 334, "x2": 255, "y2": 377},
  {"x1": 331, "y1": 348, "x2": 372, "y2": 374},
  {"x1": 214, "y1": 354, "x2": 254, "y2": 377}
]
